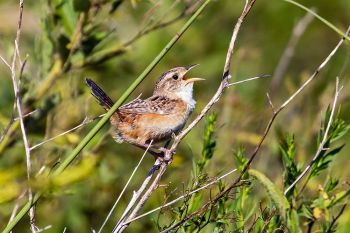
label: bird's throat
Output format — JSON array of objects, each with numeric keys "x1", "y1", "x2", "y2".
[{"x1": 175, "y1": 84, "x2": 196, "y2": 110}]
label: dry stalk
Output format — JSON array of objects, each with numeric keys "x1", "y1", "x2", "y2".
[
  {"x1": 6, "y1": 0, "x2": 37, "y2": 232},
  {"x1": 30, "y1": 114, "x2": 105, "y2": 151},
  {"x1": 97, "y1": 141, "x2": 153, "y2": 233},
  {"x1": 284, "y1": 77, "x2": 342, "y2": 195},
  {"x1": 123, "y1": 168, "x2": 238, "y2": 224},
  {"x1": 270, "y1": 10, "x2": 315, "y2": 90}
]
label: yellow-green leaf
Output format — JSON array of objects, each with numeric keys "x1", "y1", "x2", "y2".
[
  {"x1": 52, "y1": 155, "x2": 97, "y2": 186},
  {"x1": 0, "y1": 183, "x2": 20, "y2": 204},
  {"x1": 249, "y1": 169, "x2": 290, "y2": 220}
]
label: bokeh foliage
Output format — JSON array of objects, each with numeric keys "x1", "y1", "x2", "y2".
[{"x1": 0, "y1": 0, "x2": 349, "y2": 232}]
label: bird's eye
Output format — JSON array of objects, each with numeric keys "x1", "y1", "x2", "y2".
[{"x1": 172, "y1": 74, "x2": 178, "y2": 80}]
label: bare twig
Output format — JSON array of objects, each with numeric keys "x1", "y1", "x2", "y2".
[
  {"x1": 162, "y1": 25, "x2": 350, "y2": 232},
  {"x1": 14, "y1": 40, "x2": 23, "y2": 68},
  {"x1": 8, "y1": 190, "x2": 27, "y2": 228},
  {"x1": 97, "y1": 141, "x2": 152, "y2": 233},
  {"x1": 284, "y1": 77, "x2": 342, "y2": 195},
  {"x1": 112, "y1": 159, "x2": 162, "y2": 232},
  {"x1": 30, "y1": 114, "x2": 104, "y2": 151},
  {"x1": 266, "y1": 93, "x2": 275, "y2": 111},
  {"x1": 113, "y1": 1, "x2": 257, "y2": 232},
  {"x1": 0, "y1": 54, "x2": 11, "y2": 69},
  {"x1": 259, "y1": 208, "x2": 276, "y2": 233},
  {"x1": 228, "y1": 74, "x2": 270, "y2": 86},
  {"x1": 270, "y1": 10, "x2": 315, "y2": 90},
  {"x1": 123, "y1": 168, "x2": 238, "y2": 225},
  {"x1": 327, "y1": 204, "x2": 347, "y2": 233},
  {"x1": 0, "y1": 103, "x2": 17, "y2": 145},
  {"x1": 14, "y1": 109, "x2": 38, "y2": 121},
  {"x1": 8, "y1": 1, "x2": 38, "y2": 232},
  {"x1": 35, "y1": 225, "x2": 52, "y2": 233}
]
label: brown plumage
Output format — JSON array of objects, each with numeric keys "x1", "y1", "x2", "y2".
[{"x1": 86, "y1": 65, "x2": 203, "y2": 155}]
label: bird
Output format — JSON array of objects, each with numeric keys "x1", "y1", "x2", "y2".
[{"x1": 85, "y1": 64, "x2": 203, "y2": 157}]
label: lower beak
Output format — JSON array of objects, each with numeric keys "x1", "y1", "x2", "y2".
[{"x1": 185, "y1": 78, "x2": 205, "y2": 84}]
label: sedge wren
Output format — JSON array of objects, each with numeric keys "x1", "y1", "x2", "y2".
[{"x1": 86, "y1": 64, "x2": 203, "y2": 157}]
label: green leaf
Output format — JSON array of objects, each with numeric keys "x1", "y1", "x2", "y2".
[
  {"x1": 324, "y1": 177, "x2": 339, "y2": 193},
  {"x1": 233, "y1": 147, "x2": 248, "y2": 172},
  {"x1": 287, "y1": 209, "x2": 302, "y2": 233},
  {"x1": 310, "y1": 106, "x2": 349, "y2": 178},
  {"x1": 52, "y1": 155, "x2": 97, "y2": 186},
  {"x1": 310, "y1": 145, "x2": 344, "y2": 178},
  {"x1": 197, "y1": 113, "x2": 217, "y2": 171},
  {"x1": 0, "y1": 183, "x2": 20, "y2": 204},
  {"x1": 278, "y1": 133, "x2": 301, "y2": 195},
  {"x1": 53, "y1": 0, "x2": 78, "y2": 36},
  {"x1": 249, "y1": 169, "x2": 290, "y2": 220}
]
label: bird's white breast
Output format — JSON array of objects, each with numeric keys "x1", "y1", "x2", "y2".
[{"x1": 175, "y1": 84, "x2": 196, "y2": 111}]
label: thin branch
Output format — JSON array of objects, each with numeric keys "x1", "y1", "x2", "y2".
[
  {"x1": 114, "y1": 1, "x2": 257, "y2": 232},
  {"x1": 123, "y1": 168, "x2": 238, "y2": 225},
  {"x1": 162, "y1": 25, "x2": 350, "y2": 233},
  {"x1": 0, "y1": 107, "x2": 34, "y2": 154},
  {"x1": 0, "y1": 102, "x2": 17, "y2": 145},
  {"x1": 266, "y1": 93, "x2": 275, "y2": 112},
  {"x1": 8, "y1": 191, "x2": 27, "y2": 226},
  {"x1": 9, "y1": 0, "x2": 37, "y2": 232},
  {"x1": 35, "y1": 225, "x2": 52, "y2": 233},
  {"x1": 259, "y1": 208, "x2": 276, "y2": 233},
  {"x1": 97, "y1": 141, "x2": 152, "y2": 233},
  {"x1": 30, "y1": 114, "x2": 105, "y2": 151},
  {"x1": 270, "y1": 10, "x2": 314, "y2": 90},
  {"x1": 284, "y1": 77, "x2": 342, "y2": 195},
  {"x1": 280, "y1": 26, "x2": 349, "y2": 111},
  {"x1": 14, "y1": 40, "x2": 23, "y2": 68},
  {"x1": 0, "y1": 54, "x2": 11, "y2": 69},
  {"x1": 14, "y1": 109, "x2": 38, "y2": 121},
  {"x1": 228, "y1": 74, "x2": 270, "y2": 86},
  {"x1": 112, "y1": 159, "x2": 163, "y2": 232},
  {"x1": 327, "y1": 204, "x2": 347, "y2": 233}
]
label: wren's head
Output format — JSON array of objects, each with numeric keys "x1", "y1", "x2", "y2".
[{"x1": 153, "y1": 64, "x2": 203, "y2": 107}]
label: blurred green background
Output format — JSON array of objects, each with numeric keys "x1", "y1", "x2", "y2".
[{"x1": 0, "y1": 0, "x2": 349, "y2": 232}]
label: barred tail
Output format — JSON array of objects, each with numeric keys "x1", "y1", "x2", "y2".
[{"x1": 85, "y1": 78, "x2": 114, "y2": 110}]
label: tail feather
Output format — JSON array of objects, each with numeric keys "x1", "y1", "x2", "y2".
[{"x1": 85, "y1": 78, "x2": 114, "y2": 110}]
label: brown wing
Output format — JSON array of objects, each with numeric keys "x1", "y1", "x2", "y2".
[{"x1": 118, "y1": 95, "x2": 179, "y2": 115}]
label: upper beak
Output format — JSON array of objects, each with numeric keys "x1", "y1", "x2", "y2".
[{"x1": 185, "y1": 64, "x2": 200, "y2": 71}]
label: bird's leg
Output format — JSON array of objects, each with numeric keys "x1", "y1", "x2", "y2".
[
  {"x1": 132, "y1": 143, "x2": 165, "y2": 158},
  {"x1": 148, "y1": 144, "x2": 168, "y2": 153},
  {"x1": 163, "y1": 139, "x2": 171, "y2": 149}
]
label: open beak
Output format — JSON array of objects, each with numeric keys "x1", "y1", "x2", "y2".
[{"x1": 184, "y1": 64, "x2": 205, "y2": 84}]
